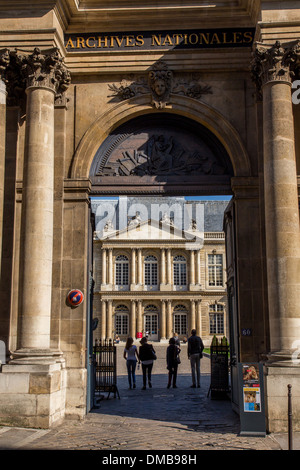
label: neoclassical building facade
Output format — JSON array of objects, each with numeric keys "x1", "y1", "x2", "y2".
[
  {"x1": 92, "y1": 198, "x2": 228, "y2": 344},
  {"x1": 0, "y1": 1, "x2": 299, "y2": 433}
]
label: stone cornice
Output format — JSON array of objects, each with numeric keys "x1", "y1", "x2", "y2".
[
  {"x1": 63, "y1": 0, "x2": 257, "y2": 32},
  {"x1": 95, "y1": 290, "x2": 226, "y2": 298},
  {"x1": 95, "y1": 240, "x2": 224, "y2": 248}
]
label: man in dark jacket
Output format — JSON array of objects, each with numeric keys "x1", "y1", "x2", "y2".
[{"x1": 187, "y1": 329, "x2": 204, "y2": 388}]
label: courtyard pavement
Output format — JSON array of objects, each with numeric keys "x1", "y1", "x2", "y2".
[{"x1": 0, "y1": 343, "x2": 298, "y2": 452}]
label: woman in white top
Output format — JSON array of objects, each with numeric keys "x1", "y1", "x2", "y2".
[{"x1": 123, "y1": 337, "x2": 139, "y2": 389}]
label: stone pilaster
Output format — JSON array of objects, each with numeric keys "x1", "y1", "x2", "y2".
[{"x1": 252, "y1": 41, "x2": 300, "y2": 362}]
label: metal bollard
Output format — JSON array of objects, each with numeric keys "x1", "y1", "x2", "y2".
[{"x1": 288, "y1": 384, "x2": 293, "y2": 450}]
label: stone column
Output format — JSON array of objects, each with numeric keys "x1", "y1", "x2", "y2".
[
  {"x1": 167, "y1": 300, "x2": 172, "y2": 338},
  {"x1": 0, "y1": 50, "x2": 9, "y2": 280},
  {"x1": 102, "y1": 248, "x2": 107, "y2": 285},
  {"x1": 107, "y1": 299, "x2": 113, "y2": 340},
  {"x1": 108, "y1": 248, "x2": 113, "y2": 286},
  {"x1": 101, "y1": 299, "x2": 106, "y2": 340},
  {"x1": 137, "y1": 300, "x2": 143, "y2": 336},
  {"x1": 196, "y1": 300, "x2": 201, "y2": 335},
  {"x1": 131, "y1": 300, "x2": 136, "y2": 338},
  {"x1": 190, "y1": 300, "x2": 196, "y2": 331},
  {"x1": 166, "y1": 249, "x2": 172, "y2": 286},
  {"x1": 252, "y1": 41, "x2": 300, "y2": 361},
  {"x1": 160, "y1": 249, "x2": 166, "y2": 285},
  {"x1": 131, "y1": 248, "x2": 136, "y2": 289},
  {"x1": 190, "y1": 250, "x2": 195, "y2": 286},
  {"x1": 160, "y1": 300, "x2": 166, "y2": 339},
  {"x1": 13, "y1": 48, "x2": 71, "y2": 361},
  {"x1": 196, "y1": 250, "x2": 201, "y2": 285},
  {"x1": 137, "y1": 249, "x2": 143, "y2": 285}
]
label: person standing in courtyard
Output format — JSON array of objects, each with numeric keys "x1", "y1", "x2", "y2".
[
  {"x1": 123, "y1": 337, "x2": 139, "y2": 389},
  {"x1": 166, "y1": 337, "x2": 181, "y2": 389},
  {"x1": 187, "y1": 329, "x2": 204, "y2": 388},
  {"x1": 139, "y1": 336, "x2": 156, "y2": 390}
]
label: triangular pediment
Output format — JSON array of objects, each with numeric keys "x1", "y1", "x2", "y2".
[{"x1": 95, "y1": 218, "x2": 203, "y2": 242}]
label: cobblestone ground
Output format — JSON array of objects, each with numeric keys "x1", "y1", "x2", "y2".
[{"x1": 0, "y1": 343, "x2": 282, "y2": 451}]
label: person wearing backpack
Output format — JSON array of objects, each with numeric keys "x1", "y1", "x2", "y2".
[
  {"x1": 166, "y1": 337, "x2": 181, "y2": 389},
  {"x1": 138, "y1": 336, "x2": 156, "y2": 390}
]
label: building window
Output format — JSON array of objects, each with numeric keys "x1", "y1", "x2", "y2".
[
  {"x1": 173, "y1": 255, "x2": 187, "y2": 286},
  {"x1": 208, "y1": 253, "x2": 223, "y2": 287},
  {"x1": 144, "y1": 255, "x2": 158, "y2": 288},
  {"x1": 115, "y1": 305, "x2": 129, "y2": 335},
  {"x1": 209, "y1": 304, "x2": 224, "y2": 334},
  {"x1": 115, "y1": 255, "x2": 129, "y2": 287},
  {"x1": 144, "y1": 305, "x2": 159, "y2": 338},
  {"x1": 173, "y1": 305, "x2": 187, "y2": 336}
]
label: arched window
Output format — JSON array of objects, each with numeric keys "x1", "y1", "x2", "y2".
[
  {"x1": 173, "y1": 304, "x2": 188, "y2": 335},
  {"x1": 209, "y1": 304, "x2": 224, "y2": 334},
  {"x1": 115, "y1": 304, "x2": 129, "y2": 335},
  {"x1": 115, "y1": 255, "x2": 129, "y2": 288},
  {"x1": 173, "y1": 255, "x2": 187, "y2": 287},
  {"x1": 144, "y1": 255, "x2": 158, "y2": 288},
  {"x1": 144, "y1": 304, "x2": 158, "y2": 313}
]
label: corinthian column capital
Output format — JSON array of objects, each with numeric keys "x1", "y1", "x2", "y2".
[
  {"x1": 0, "y1": 48, "x2": 10, "y2": 81},
  {"x1": 251, "y1": 41, "x2": 300, "y2": 97},
  {"x1": 15, "y1": 47, "x2": 71, "y2": 96}
]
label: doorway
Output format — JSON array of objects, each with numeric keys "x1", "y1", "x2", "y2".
[{"x1": 144, "y1": 313, "x2": 159, "y2": 341}]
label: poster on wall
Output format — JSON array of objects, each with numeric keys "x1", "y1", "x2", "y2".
[
  {"x1": 238, "y1": 363, "x2": 266, "y2": 436},
  {"x1": 242, "y1": 364, "x2": 261, "y2": 412}
]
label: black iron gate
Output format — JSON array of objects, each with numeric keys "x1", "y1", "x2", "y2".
[
  {"x1": 207, "y1": 335, "x2": 230, "y2": 399},
  {"x1": 93, "y1": 339, "x2": 120, "y2": 400}
]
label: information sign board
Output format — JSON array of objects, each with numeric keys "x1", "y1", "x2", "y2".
[{"x1": 238, "y1": 363, "x2": 266, "y2": 436}]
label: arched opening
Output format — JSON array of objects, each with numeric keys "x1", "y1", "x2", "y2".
[
  {"x1": 86, "y1": 103, "x2": 267, "y2": 430},
  {"x1": 88, "y1": 112, "x2": 235, "y2": 196}
]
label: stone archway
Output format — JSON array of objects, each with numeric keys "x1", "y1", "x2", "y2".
[
  {"x1": 70, "y1": 95, "x2": 251, "y2": 181},
  {"x1": 78, "y1": 97, "x2": 268, "y2": 420}
]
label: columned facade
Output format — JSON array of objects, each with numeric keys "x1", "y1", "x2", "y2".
[
  {"x1": 93, "y1": 212, "x2": 228, "y2": 345},
  {"x1": 0, "y1": 0, "x2": 299, "y2": 434}
]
